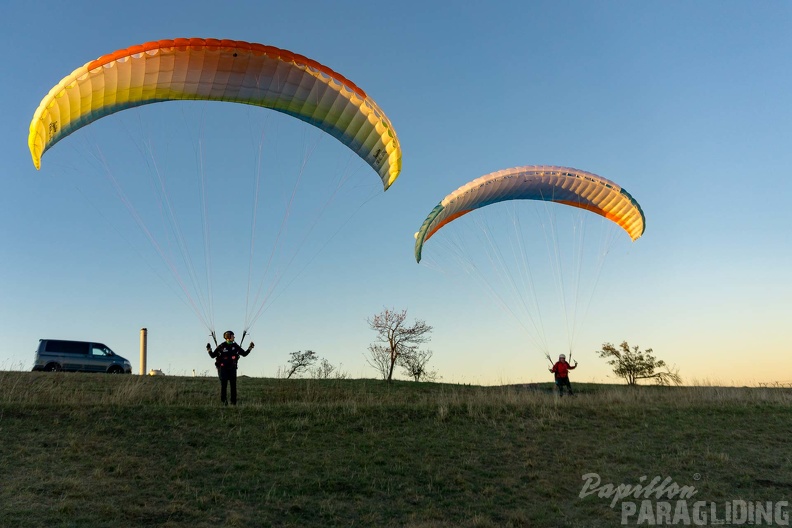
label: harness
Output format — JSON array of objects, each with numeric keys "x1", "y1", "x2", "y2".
[{"x1": 216, "y1": 344, "x2": 239, "y2": 370}]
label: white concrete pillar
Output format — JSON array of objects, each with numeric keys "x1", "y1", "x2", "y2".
[{"x1": 140, "y1": 328, "x2": 148, "y2": 376}]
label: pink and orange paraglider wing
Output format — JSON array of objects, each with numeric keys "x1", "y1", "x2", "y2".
[{"x1": 414, "y1": 166, "x2": 645, "y2": 262}]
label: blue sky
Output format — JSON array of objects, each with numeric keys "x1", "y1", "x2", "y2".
[{"x1": 1, "y1": 1, "x2": 790, "y2": 385}]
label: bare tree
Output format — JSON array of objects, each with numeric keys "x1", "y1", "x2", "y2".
[
  {"x1": 311, "y1": 358, "x2": 336, "y2": 379},
  {"x1": 311, "y1": 358, "x2": 348, "y2": 380},
  {"x1": 400, "y1": 348, "x2": 439, "y2": 382},
  {"x1": 283, "y1": 350, "x2": 318, "y2": 379},
  {"x1": 597, "y1": 341, "x2": 682, "y2": 386},
  {"x1": 366, "y1": 308, "x2": 433, "y2": 382},
  {"x1": 366, "y1": 344, "x2": 392, "y2": 381}
]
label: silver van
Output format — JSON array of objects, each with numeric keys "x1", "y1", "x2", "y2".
[{"x1": 32, "y1": 339, "x2": 133, "y2": 374}]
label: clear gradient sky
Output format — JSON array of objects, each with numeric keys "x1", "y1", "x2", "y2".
[{"x1": 1, "y1": 1, "x2": 790, "y2": 385}]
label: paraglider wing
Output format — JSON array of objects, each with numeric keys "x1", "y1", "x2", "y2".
[
  {"x1": 414, "y1": 166, "x2": 645, "y2": 262},
  {"x1": 28, "y1": 38, "x2": 402, "y2": 189}
]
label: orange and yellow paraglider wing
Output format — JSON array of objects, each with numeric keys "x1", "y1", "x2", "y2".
[{"x1": 29, "y1": 38, "x2": 401, "y2": 189}]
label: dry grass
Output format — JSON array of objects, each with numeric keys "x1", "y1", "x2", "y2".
[{"x1": 1, "y1": 372, "x2": 790, "y2": 527}]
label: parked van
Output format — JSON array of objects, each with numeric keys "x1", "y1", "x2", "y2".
[{"x1": 32, "y1": 339, "x2": 133, "y2": 374}]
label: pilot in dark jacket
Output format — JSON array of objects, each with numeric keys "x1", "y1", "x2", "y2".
[{"x1": 207, "y1": 330, "x2": 254, "y2": 405}]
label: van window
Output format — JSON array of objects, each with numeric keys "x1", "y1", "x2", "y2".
[
  {"x1": 91, "y1": 345, "x2": 115, "y2": 357},
  {"x1": 45, "y1": 340, "x2": 90, "y2": 355}
]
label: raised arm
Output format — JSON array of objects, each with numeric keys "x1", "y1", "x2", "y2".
[{"x1": 240, "y1": 342, "x2": 255, "y2": 357}]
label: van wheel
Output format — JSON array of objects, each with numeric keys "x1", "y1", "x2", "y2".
[
  {"x1": 44, "y1": 363, "x2": 62, "y2": 372},
  {"x1": 107, "y1": 366, "x2": 123, "y2": 374}
]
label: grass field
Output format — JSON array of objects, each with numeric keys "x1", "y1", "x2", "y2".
[{"x1": 1, "y1": 372, "x2": 790, "y2": 527}]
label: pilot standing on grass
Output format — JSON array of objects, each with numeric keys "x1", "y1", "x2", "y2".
[
  {"x1": 550, "y1": 354, "x2": 577, "y2": 397},
  {"x1": 207, "y1": 331, "x2": 254, "y2": 405}
]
